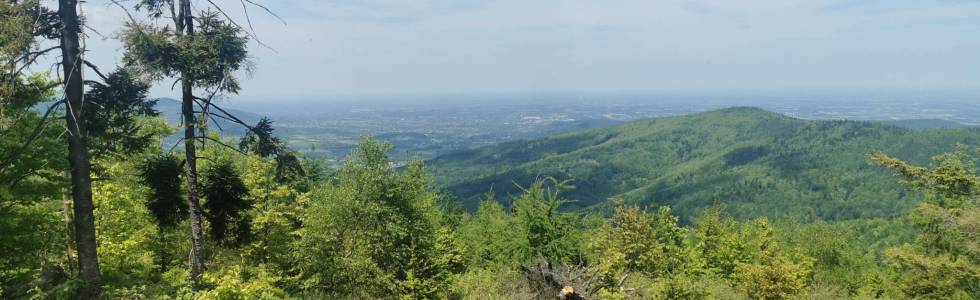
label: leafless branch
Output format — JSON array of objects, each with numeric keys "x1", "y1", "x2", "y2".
[
  {"x1": 82, "y1": 60, "x2": 108, "y2": 81},
  {"x1": 206, "y1": 113, "x2": 226, "y2": 133},
  {"x1": 243, "y1": 0, "x2": 285, "y2": 25},
  {"x1": 239, "y1": 0, "x2": 256, "y2": 38},
  {"x1": 192, "y1": 96, "x2": 256, "y2": 132},
  {"x1": 7, "y1": 161, "x2": 46, "y2": 188},
  {"x1": 83, "y1": 23, "x2": 107, "y2": 39},
  {"x1": 204, "y1": 111, "x2": 238, "y2": 125},
  {"x1": 82, "y1": 80, "x2": 104, "y2": 86},
  {"x1": 167, "y1": 137, "x2": 186, "y2": 153},
  {"x1": 0, "y1": 100, "x2": 65, "y2": 174},
  {"x1": 199, "y1": 136, "x2": 247, "y2": 155},
  {"x1": 109, "y1": 0, "x2": 141, "y2": 25},
  {"x1": 203, "y1": 0, "x2": 277, "y2": 52},
  {"x1": 11, "y1": 46, "x2": 60, "y2": 76}
]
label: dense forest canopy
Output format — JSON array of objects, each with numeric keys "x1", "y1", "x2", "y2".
[
  {"x1": 3, "y1": 96, "x2": 979, "y2": 299},
  {"x1": 429, "y1": 107, "x2": 980, "y2": 222},
  {"x1": 0, "y1": 0, "x2": 978, "y2": 299}
]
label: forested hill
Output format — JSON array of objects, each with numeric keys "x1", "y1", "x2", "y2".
[
  {"x1": 877, "y1": 119, "x2": 975, "y2": 130},
  {"x1": 429, "y1": 107, "x2": 980, "y2": 222}
]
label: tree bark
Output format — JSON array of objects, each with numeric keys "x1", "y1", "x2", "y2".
[
  {"x1": 176, "y1": 0, "x2": 207, "y2": 289},
  {"x1": 58, "y1": 0, "x2": 102, "y2": 298},
  {"x1": 182, "y1": 79, "x2": 207, "y2": 289}
]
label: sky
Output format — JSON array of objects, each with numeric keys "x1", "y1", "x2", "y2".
[{"x1": 69, "y1": 0, "x2": 980, "y2": 101}]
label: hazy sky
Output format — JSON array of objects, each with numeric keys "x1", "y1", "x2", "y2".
[{"x1": 73, "y1": 0, "x2": 980, "y2": 101}]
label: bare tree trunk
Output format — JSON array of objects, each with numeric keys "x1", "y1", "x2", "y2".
[
  {"x1": 58, "y1": 0, "x2": 102, "y2": 298},
  {"x1": 176, "y1": 0, "x2": 207, "y2": 289},
  {"x1": 182, "y1": 79, "x2": 207, "y2": 289}
]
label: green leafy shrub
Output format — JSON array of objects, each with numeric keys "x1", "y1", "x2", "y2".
[{"x1": 297, "y1": 139, "x2": 464, "y2": 298}]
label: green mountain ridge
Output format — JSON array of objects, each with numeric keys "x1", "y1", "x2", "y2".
[
  {"x1": 429, "y1": 107, "x2": 980, "y2": 222},
  {"x1": 876, "y1": 118, "x2": 974, "y2": 130}
]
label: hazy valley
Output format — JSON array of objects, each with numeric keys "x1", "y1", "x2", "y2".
[{"x1": 207, "y1": 93, "x2": 980, "y2": 164}]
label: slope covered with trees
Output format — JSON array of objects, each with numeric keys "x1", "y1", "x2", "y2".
[
  {"x1": 429, "y1": 107, "x2": 980, "y2": 222},
  {"x1": 2, "y1": 0, "x2": 978, "y2": 298},
  {"x1": 5, "y1": 122, "x2": 978, "y2": 299}
]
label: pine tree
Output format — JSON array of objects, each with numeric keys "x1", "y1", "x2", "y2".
[
  {"x1": 873, "y1": 150, "x2": 980, "y2": 299},
  {"x1": 122, "y1": 1, "x2": 252, "y2": 286}
]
